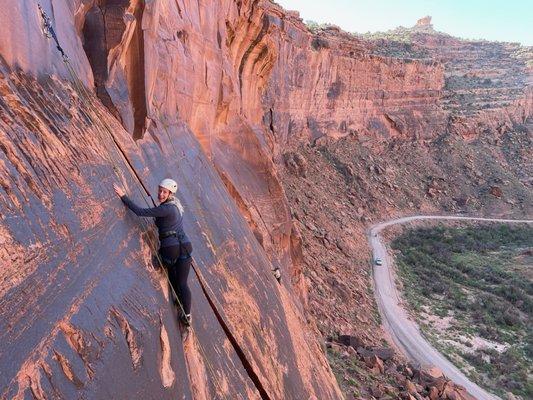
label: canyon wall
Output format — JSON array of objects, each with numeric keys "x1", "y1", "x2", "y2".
[
  {"x1": 0, "y1": 1, "x2": 344, "y2": 398},
  {"x1": 63, "y1": 0, "x2": 532, "y2": 298},
  {"x1": 0, "y1": 0, "x2": 531, "y2": 399},
  {"x1": 264, "y1": 18, "x2": 447, "y2": 151}
]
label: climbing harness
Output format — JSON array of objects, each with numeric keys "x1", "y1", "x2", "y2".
[{"x1": 159, "y1": 230, "x2": 178, "y2": 240}]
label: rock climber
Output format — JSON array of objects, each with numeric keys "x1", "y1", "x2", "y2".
[{"x1": 113, "y1": 179, "x2": 193, "y2": 327}]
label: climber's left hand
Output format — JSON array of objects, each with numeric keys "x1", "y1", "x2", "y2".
[{"x1": 113, "y1": 183, "x2": 126, "y2": 198}]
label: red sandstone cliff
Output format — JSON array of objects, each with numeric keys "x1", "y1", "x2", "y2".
[
  {"x1": 0, "y1": 1, "x2": 342, "y2": 399},
  {"x1": 0, "y1": 1, "x2": 531, "y2": 399}
]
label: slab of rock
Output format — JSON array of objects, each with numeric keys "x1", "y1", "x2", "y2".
[{"x1": 364, "y1": 355, "x2": 385, "y2": 374}]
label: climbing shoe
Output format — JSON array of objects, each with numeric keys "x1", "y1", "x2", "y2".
[{"x1": 179, "y1": 322, "x2": 190, "y2": 342}]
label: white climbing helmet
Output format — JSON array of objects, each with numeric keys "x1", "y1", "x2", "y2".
[{"x1": 159, "y1": 178, "x2": 178, "y2": 194}]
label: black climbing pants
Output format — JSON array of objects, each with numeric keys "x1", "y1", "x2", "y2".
[{"x1": 160, "y1": 245, "x2": 192, "y2": 315}]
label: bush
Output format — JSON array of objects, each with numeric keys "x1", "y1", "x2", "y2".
[{"x1": 392, "y1": 223, "x2": 532, "y2": 397}]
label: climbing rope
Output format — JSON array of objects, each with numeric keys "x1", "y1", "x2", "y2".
[
  {"x1": 36, "y1": 4, "x2": 236, "y2": 398},
  {"x1": 36, "y1": 2, "x2": 195, "y2": 331}
]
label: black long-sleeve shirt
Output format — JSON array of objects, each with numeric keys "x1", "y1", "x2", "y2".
[{"x1": 120, "y1": 195, "x2": 190, "y2": 248}]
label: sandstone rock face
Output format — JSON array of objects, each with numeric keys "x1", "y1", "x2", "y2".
[
  {"x1": 0, "y1": 0, "x2": 531, "y2": 399},
  {"x1": 0, "y1": 1, "x2": 93, "y2": 82},
  {"x1": 263, "y1": 13, "x2": 447, "y2": 149},
  {"x1": 0, "y1": 1, "x2": 343, "y2": 399},
  {"x1": 259, "y1": 9, "x2": 529, "y2": 157},
  {"x1": 364, "y1": 20, "x2": 532, "y2": 141},
  {"x1": 138, "y1": 0, "x2": 305, "y2": 300}
]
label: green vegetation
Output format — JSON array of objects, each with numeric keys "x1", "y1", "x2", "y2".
[
  {"x1": 326, "y1": 346, "x2": 399, "y2": 399},
  {"x1": 391, "y1": 223, "x2": 532, "y2": 398},
  {"x1": 359, "y1": 28, "x2": 415, "y2": 43},
  {"x1": 326, "y1": 347, "x2": 366, "y2": 396},
  {"x1": 304, "y1": 20, "x2": 337, "y2": 34}
]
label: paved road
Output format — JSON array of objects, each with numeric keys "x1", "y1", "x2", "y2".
[{"x1": 369, "y1": 215, "x2": 533, "y2": 400}]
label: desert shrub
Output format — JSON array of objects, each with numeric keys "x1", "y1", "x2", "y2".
[{"x1": 392, "y1": 223, "x2": 532, "y2": 397}]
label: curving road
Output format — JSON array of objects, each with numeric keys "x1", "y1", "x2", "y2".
[{"x1": 369, "y1": 215, "x2": 533, "y2": 400}]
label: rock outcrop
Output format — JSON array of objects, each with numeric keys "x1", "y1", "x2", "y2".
[
  {"x1": 416, "y1": 16, "x2": 433, "y2": 28},
  {"x1": 363, "y1": 18, "x2": 532, "y2": 140},
  {"x1": 327, "y1": 338, "x2": 477, "y2": 400}
]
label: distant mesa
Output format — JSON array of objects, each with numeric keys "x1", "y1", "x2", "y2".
[{"x1": 416, "y1": 16, "x2": 433, "y2": 27}]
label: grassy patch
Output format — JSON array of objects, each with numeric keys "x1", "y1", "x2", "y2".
[
  {"x1": 391, "y1": 223, "x2": 532, "y2": 398},
  {"x1": 326, "y1": 347, "x2": 367, "y2": 397}
]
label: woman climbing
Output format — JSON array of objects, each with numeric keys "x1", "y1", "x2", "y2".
[{"x1": 113, "y1": 179, "x2": 193, "y2": 328}]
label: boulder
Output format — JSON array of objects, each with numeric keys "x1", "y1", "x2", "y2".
[
  {"x1": 405, "y1": 380, "x2": 418, "y2": 394},
  {"x1": 428, "y1": 386, "x2": 439, "y2": 400},
  {"x1": 424, "y1": 367, "x2": 444, "y2": 380},
  {"x1": 364, "y1": 355, "x2": 385, "y2": 374},
  {"x1": 357, "y1": 346, "x2": 374, "y2": 358},
  {"x1": 489, "y1": 186, "x2": 503, "y2": 197},
  {"x1": 372, "y1": 346, "x2": 395, "y2": 361}
]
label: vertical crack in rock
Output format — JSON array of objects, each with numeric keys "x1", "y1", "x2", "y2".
[
  {"x1": 121, "y1": 1, "x2": 148, "y2": 139},
  {"x1": 110, "y1": 308, "x2": 142, "y2": 369},
  {"x1": 158, "y1": 316, "x2": 175, "y2": 388},
  {"x1": 192, "y1": 266, "x2": 272, "y2": 400},
  {"x1": 82, "y1": 3, "x2": 122, "y2": 122}
]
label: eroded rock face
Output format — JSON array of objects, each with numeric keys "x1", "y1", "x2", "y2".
[
  {"x1": 0, "y1": 0, "x2": 531, "y2": 399},
  {"x1": 0, "y1": 1, "x2": 342, "y2": 399},
  {"x1": 261, "y1": 8, "x2": 531, "y2": 149},
  {"x1": 69, "y1": 0, "x2": 532, "y2": 304},
  {"x1": 82, "y1": 0, "x2": 147, "y2": 136},
  {"x1": 364, "y1": 20, "x2": 532, "y2": 140},
  {"x1": 261, "y1": 9, "x2": 447, "y2": 152}
]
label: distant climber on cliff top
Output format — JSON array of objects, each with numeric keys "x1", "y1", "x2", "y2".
[{"x1": 113, "y1": 179, "x2": 193, "y2": 330}]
